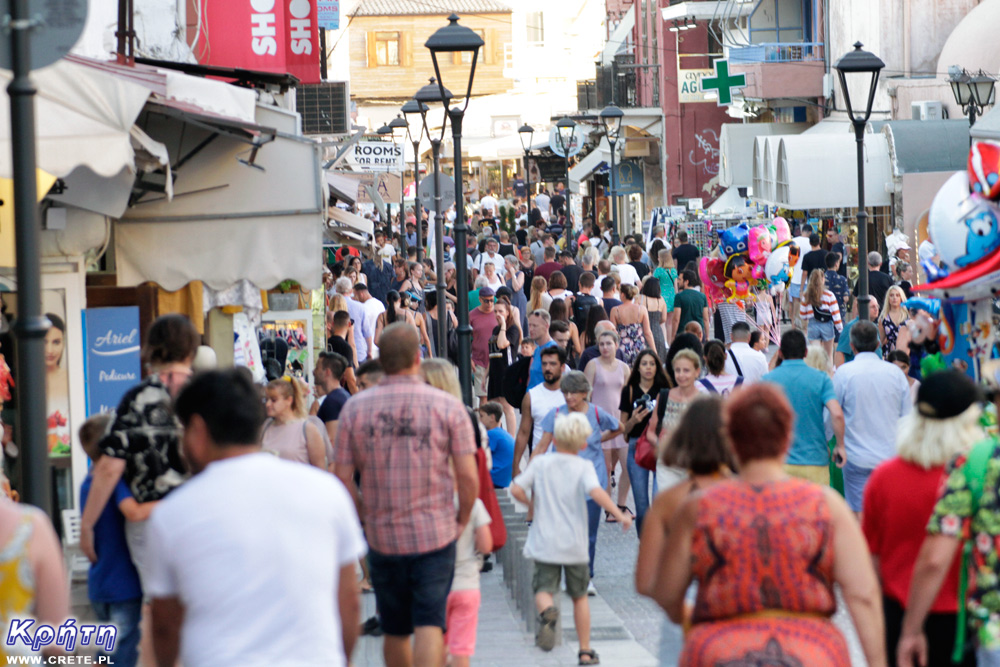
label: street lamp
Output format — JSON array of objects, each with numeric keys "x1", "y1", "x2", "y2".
[
  {"x1": 600, "y1": 104, "x2": 624, "y2": 240},
  {"x1": 414, "y1": 77, "x2": 453, "y2": 359},
  {"x1": 555, "y1": 116, "x2": 576, "y2": 243},
  {"x1": 949, "y1": 66, "x2": 997, "y2": 131},
  {"x1": 401, "y1": 98, "x2": 429, "y2": 262},
  {"x1": 376, "y1": 123, "x2": 395, "y2": 241},
  {"x1": 518, "y1": 123, "x2": 534, "y2": 215},
  {"x1": 426, "y1": 13, "x2": 483, "y2": 407},
  {"x1": 835, "y1": 41, "x2": 884, "y2": 322}
]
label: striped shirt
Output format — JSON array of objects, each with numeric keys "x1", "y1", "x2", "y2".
[
  {"x1": 800, "y1": 290, "x2": 843, "y2": 330},
  {"x1": 334, "y1": 375, "x2": 476, "y2": 555}
]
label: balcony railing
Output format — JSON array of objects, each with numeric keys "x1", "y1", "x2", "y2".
[{"x1": 728, "y1": 42, "x2": 824, "y2": 64}]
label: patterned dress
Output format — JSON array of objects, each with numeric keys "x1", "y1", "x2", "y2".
[
  {"x1": 617, "y1": 321, "x2": 645, "y2": 366},
  {"x1": 882, "y1": 314, "x2": 902, "y2": 359},
  {"x1": 680, "y1": 478, "x2": 850, "y2": 667}
]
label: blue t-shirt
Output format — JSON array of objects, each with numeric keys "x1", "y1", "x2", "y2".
[
  {"x1": 837, "y1": 318, "x2": 883, "y2": 363},
  {"x1": 762, "y1": 360, "x2": 836, "y2": 466},
  {"x1": 528, "y1": 340, "x2": 558, "y2": 389},
  {"x1": 317, "y1": 388, "x2": 351, "y2": 423},
  {"x1": 486, "y1": 427, "x2": 515, "y2": 488},
  {"x1": 540, "y1": 404, "x2": 619, "y2": 487},
  {"x1": 80, "y1": 475, "x2": 142, "y2": 603}
]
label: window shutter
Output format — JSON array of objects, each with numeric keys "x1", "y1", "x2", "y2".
[
  {"x1": 453, "y1": 51, "x2": 462, "y2": 66},
  {"x1": 401, "y1": 31, "x2": 413, "y2": 67},
  {"x1": 366, "y1": 31, "x2": 377, "y2": 67},
  {"x1": 484, "y1": 29, "x2": 496, "y2": 65}
]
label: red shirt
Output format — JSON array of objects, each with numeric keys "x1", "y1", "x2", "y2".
[
  {"x1": 862, "y1": 457, "x2": 961, "y2": 612},
  {"x1": 535, "y1": 261, "x2": 562, "y2": 282},
  {"x1": 469, "y1": 307, "x2": 498, "y2": 368}
]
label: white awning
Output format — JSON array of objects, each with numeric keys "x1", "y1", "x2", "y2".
[
  {"x1": 328, "y1": 206, "x2": 374, "y2": 235},
  {"x1": 707, "y1": 186, "x2": 749, "y2": 213},
  {"x1": 568, "y1": 140, "x2": 611, "y2": 192},
  {"x1": 719, "y1": 122, "x2": 809, "y2": 188},
  {"x1": 662, "y1": 1, "x2": 754, "y2": 21},
  {"x1": 0, "y1": 57, "x2": 153, "y2": 179},
  {"x1": 118, "y1": 127, "x2": 325, "y2": 290},
  {"x1": 752, "y1": 136, "x2": 783, "y2": 204},
  {"x1": 326, "y1": 171, "x2": 358, "y2": 204},
  {"x1": 773, "y1": 133, "x2": 892, "y2": 209}
]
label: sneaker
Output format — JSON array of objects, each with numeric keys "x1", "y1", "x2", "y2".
[
  {"x1": 587, "y1": 580, "x2": 597, "y2": 596},
  {"x1": 361, "y1": 615, "x2": 381, "y2": 636}
]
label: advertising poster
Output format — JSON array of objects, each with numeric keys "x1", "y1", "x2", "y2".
[{"x1": 83, "y1": 307, "x2": 142, "y2": 417}]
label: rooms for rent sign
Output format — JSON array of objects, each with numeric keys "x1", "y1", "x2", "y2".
[
  {"x1": 201, "y1": 0, "x2": 321, "y2": 84},
  {"x1": 350, "y1": 141, "x2": 404, "y2": 172}
]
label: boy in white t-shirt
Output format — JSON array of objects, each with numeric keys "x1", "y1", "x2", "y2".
[
  {"x1": 511, "y1": 413, "x2": 632, "y2": 665},
  {"x1": 445, "y1": 497, "x2": 492, "y2": 667}
]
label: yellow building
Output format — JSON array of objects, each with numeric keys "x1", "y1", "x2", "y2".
[{"x1": 348, "y1": 0, "x2": 514, "y2": 102}]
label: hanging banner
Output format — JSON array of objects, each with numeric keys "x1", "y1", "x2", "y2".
[
  {"x1": 82, "y1": 307, "x2": 141, "y2": 416},
  {"x1": 614, "y1": 160, "x2": 644, "y2": 196},
  {"x1": 201, "y1": 0, "x2": 320, "y2": 84}
]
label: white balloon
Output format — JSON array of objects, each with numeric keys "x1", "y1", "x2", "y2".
[{"x1": 929, "y1": 171, "x2": 1000, "y2": 271}]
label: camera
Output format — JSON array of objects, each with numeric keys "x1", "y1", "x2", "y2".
[{"x1": 633, "y1": 394, "x2": 655, "y2": 413}]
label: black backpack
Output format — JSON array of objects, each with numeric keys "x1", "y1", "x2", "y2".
[
  {"x1": 501, "y1": 355, "x2": 533, "y2": 411},
  {"x1": 573, "y1": 294, "x2": 599, "y2": 330}
]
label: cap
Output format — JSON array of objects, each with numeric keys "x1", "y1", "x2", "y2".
[
  {"x1": 478, "y1": 286, "x2": 495, "y2": 298},
  {"x1": 496, "y1": 285, "x2": 514, "y2": 300},
  {"x1": 916, "y1": 370, "x2": 982, "y2": 419}
]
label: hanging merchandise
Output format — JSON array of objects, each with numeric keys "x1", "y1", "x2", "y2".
[{"x1": 234, "y1": 312, "x2": 266, "y2": 384}]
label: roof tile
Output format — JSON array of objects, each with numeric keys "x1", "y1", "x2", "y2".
[{"x1": 352, "y1": 0, "x2": 512, "y2": 17}]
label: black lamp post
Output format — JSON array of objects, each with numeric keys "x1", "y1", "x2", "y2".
[
  {"x1": 835, "y1": 41, "x2": 884, "y2": 322},
  {"x1": 389, "y1": 114, "x2": 408, "y2": 254},
  {"x1": 426, "y1": 13, "x2": 484, "y2": 407},
  {"x1": 600, "y1": 104, "x2": 624, "y2": 241},
  {"x1": 401, "y1": 98, "x2": 429, "y2": 262},
  {"x1": 414, "y1": 77, "x2": 453, "y2": 359},
  {"x1": 375, "y1": 123, "x2": 394, "y2": 240},
  {"x1": 556, "y1": 115, "x2": 576, "y2": 215},
  {"x1": 949, "y1": 67, "x2": 997, "y2": 133},
  {"x1": 518, "y1": 123, "x2": 534, "y2": 215}
]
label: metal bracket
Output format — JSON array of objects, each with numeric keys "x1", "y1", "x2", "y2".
[{"x1": 1, "y1": 14, "x2": 43, "y2": 33}]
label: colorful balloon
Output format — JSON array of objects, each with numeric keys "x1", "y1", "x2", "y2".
[
  {"x1": 717, "y1": 223, "x2": 749, "y2": 260},
  {"x1": 928, "y1": 171, "x2": 1000, "y2": 271},
  {"x1": 699, "y1": 257, "x2": 727, "y2": 304},
  {"x1": 969, "y1": 141, "x2": 1000, "y2": 200},
  {"x1": 772, "y1": 216, "x2": 792, "y2": 245},
  {"x1": 764, "y1": 244, "x2": 795, "y2": 287},
  {"x1": 748, "y1": 226, "x2": 772, "y2": 266}
]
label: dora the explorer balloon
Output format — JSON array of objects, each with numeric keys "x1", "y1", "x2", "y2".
[{"x1": 724, "y1": 255, "x2": 755, "y2": 307}]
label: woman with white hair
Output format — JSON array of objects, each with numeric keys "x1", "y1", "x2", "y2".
[
  {"x1": 610, "y1": 246, "x2": 640, "y2": 286},
  {"x1": 863, "y1": 370, "x2": 983, "y2": 667}
]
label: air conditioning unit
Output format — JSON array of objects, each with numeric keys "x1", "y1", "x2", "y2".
[
  {"x1": 296, "y1": 82, "x2": 350, "y2": 135},
  {"x1": 912, "y1": 101, "x2": 943, "y2": 121}
]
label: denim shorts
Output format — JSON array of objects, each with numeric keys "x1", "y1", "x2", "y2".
[
  {"x1": 789, "y1": 281, "x2": 802, "y2": 300},
  {"x1": 369, "y1": 541, "x2": 457, "y2": 636},
  {"x1": 807, "y1": 318, "x2": 836, "y2": 342},
  {"x1": 843, "y1": 460, "x2": 875, "y2": 512}
]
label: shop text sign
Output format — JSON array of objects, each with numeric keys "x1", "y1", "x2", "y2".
[
  {"x1": 83, "y1": 307, "x2": 141, "y2": 416},
  {"x1": 351, "y1": 141, "x2": 403, "y2": 172},
  {"x1": 200, "y1": 0, "x2": 320, "y2": 84},
  {"x1": 678, "y1": 69, "x2": 716, "y2": 103}
]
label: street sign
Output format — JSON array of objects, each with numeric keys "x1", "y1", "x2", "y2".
[
  {"x1": 350, "y1": 141, "x2": 404, "y2": 172},
  {"x1": 701, "y1": 59, "x2": 747, "y2": 106},
  {"x1": 614, "y1": 160, "x2": 644, "y2": 196},
  {"x1": 0, "y1": 0, "x2": 88, "y2": 70},
  {"x1": 317, "y1": 0, "x2": 339, "y2": 29},
  {"x1": 419, "y1": 172, "x2": 455, "y2": 212},
  {"x1": 548, "y1": 125, "x2": 587, "y2": 158}
]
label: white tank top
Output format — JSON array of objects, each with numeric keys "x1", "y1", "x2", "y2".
[{"x1": 529, "y1": 384, "x2": 566, "y2": 448}]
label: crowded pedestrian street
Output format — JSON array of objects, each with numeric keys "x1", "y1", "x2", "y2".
[{"x1": 4, "y1": 0, "x2": 1000, "y2": 666}]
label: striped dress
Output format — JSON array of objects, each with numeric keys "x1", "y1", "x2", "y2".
[{"x1": 799, "y1": 290, "x2": 843, "y2": 331}]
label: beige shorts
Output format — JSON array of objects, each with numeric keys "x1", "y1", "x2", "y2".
[
  {"x1": 473, "y1": 364, "x2": 488, "y2": 398},
  {"x1": 784, "y1": 464, "x2": 830, "y2": 486}
]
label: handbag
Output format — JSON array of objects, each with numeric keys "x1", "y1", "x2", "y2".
[
  {"x1": 634, "y1": 421, "x2": 658, "y2": 471},
  {"x1": 475, "y1": 446, "x2": 507, "y2": 552}
]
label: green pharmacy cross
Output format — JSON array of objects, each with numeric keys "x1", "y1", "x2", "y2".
[{"x1": 701, "y1": 59, "x2": 747, "y2": 106}]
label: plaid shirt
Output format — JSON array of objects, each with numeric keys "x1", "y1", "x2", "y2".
[{"x1": 334, "y1": 375, "x2": 476, "y2": 555}]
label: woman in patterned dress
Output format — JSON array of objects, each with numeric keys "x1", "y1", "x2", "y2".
[
  {"x1": 609, "y1": 284, "x2": 654, "y2": 366},
  {"x1": 651, "y1": 383, "x2": 887, "y2": 667}
]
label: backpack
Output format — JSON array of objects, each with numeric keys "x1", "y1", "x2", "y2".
[
  {"x1": 954, "y1": 437, "x2": 998, "y2": 663},
  {"x1": 573, "y1": 293, "x2": 599, "y2": 330},
  {"x1": 501, "y1": 354, "x2": 533, "y2": 411},
  {"x1": 698, "y1": 376, "x2": 744, "y2": 395}
]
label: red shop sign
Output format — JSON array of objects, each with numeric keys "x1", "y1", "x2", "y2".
[{"x1": 201, "y1": 0, "x2": 321, "y2": 84}]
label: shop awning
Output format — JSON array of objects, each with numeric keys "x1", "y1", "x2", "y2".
[
  {"x1": 719, "y1": 122, "x2": 809, "y2": 189},
  {"x1": 971, "y1": 104, "x2": 1000, "y2": 142},
  {"x1": 773, "y1": 133, "x2": 892, "y2": 209},
  {"x1": 873, "y1": 120, "x2": 969, "y2": 175},
  {"x1": 707, "y1": 186, "x2": 749, "y2": 213},
  {"x1": 568, "y1": 140, "x2": 611, "y2": 192},
  {"x1": 326, "y1": 171, "x2": 358, "y2": 204},
  {"x1": 328, "y1": 206, "x2": 374, "y2": 235},
  {"x1": 0, "y1": 57, "x2": 153, "y2": 179},
  {"x1": 117, "y1": 128, "x2": 325, "y2": 291}
]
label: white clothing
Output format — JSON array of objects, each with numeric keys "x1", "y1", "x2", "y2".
[
  {"x1": 918, "y1": 239, "x2": 937, "y2": 264},
  {"x1": 484, "y1": 276, "x2": 504, "y2": 292},
  {"x1": 535, "y1": 193, "x2": 551, "y2": 215},
  {"x1": 346, "y1": 297, "x2": 372, "y2": 362},
  {"x1": 612, "y1": 262, "x2": 640, "y2": 286},
  {"x1": 514, "y1": 453, "x2": 600, "y2": 564},
  {"x1": 474, "y1": 252, "x2": 506, "y2": 275},
  {"x1": 479, "y1": 195, "x2": 498, "y2": 214},
  {"x1": 723, "y1": 342, "x2": 769, "y2": 384},
  {"x1": 697, "y1": 374, "x2": 740, "y2": 396},
  {"x1": 791, "y1": 236, "x2": 812, "y2": 285},
  {"x1": 145, "y1": 454, "x2": 366, "y2": 667},
  {"x1": 529, "y1": 384, "x2": 565, "y2": 449},
  {"x1": 452, "y1": 499, "x2": 491, "y2": 591}
]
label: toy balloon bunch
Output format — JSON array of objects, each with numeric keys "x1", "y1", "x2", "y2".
[{"x1": 698, "y1": 217, "x2": 798, "y2": 309}]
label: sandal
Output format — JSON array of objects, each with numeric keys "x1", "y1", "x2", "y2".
[
  {"x1": 535, "y1": 606, "x2": 559, "y2": 651},
  {"x1": 618, "y1": 505, "x2": 635, "y2": 518},
  {"x1": 605, "y1": 511, "x2": 618, "y2": 523},
  {"x1": 579, "y1": 648, "x2": 600, "y2": 665}
]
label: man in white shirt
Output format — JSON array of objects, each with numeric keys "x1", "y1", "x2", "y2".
[
  {"x1": 646, "y1": 224, "x2": 671, "y2": 255},
  {"x1": 609, "y1": 246, "x2": 640, "y2": 286},
  {"x1": 354, "y1": 283, "x2": 386, "y2": 357},
  {"x1": 473, "y1": 238, "x2": 506, "y2": 278},
  {"x1": 535, "y1": 191, "x2": 551, "y2": 220},
  {"x1": 479, "y1": 191, "x2": 498, "y2": 216},
  {"x1": 146, "y1": 368, "x2": 366, "y2": 667},
  {"x1": 337, "y1": 277, "x2": 374, "y2": 363},
  {"x1": 724, "y1": 322, "x2": 769, "y2": 384},
  {"x1": 790, "y1": 223, "x2": 813, "y2": 329}
]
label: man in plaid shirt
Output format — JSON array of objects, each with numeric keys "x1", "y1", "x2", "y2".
[{"x1": 334, "y1": 322, "x2": 479, "y2": 667}]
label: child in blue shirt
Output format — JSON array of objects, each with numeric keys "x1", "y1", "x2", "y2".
[
  {"x1": 478, "y1": 402, "x2": 514, "y2": 488},
  {"x1": 79, "y1": 414, "x2": 158, "y2": 667}
]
